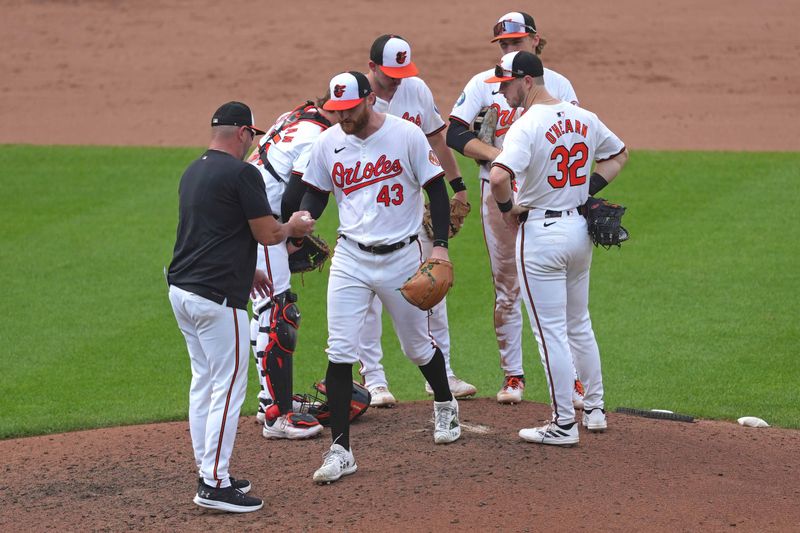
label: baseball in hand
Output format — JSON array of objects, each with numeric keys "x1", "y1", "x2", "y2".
[{"x1": 301, "y1": 215, "x2": 311, "y2": 222}]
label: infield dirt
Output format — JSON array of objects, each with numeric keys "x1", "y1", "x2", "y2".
[{"x1": 1, "y1": 0, "x2": 799, "y2": 531}]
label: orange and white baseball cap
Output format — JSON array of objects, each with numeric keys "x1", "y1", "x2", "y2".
[
  {"x1": 323, "y1": 71, "x2": 373, "y2": 111},
  {"x1": 484, "y1": 51, "x2": 543, "y2": 83},
  {"x1": 491, "y1": 11, "x2": 537, "y2": 42},
  {"x1": 370, "y1": 34, "x2": 419, "y2": 79}
]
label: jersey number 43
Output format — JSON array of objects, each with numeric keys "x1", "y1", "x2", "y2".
[
  {"x1": 548, "y1": 142, "x2": 588, "y2": 189},
  {"x1": 377, "y1": 184, "x2": 404, "y2": 206}
]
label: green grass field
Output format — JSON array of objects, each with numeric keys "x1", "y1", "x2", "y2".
[{"x1": 1, "y1": 145, "x2": 797, "y2": 438}]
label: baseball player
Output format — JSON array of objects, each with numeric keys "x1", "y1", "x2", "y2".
[
  {"x1": 244, "y1": 95, "x2": 339, "y2": 440},
  {"x1": 487, "y1": 51, "x2": 628, "y2": 445},
  {"x1": 167, "y1": 101, "x2": 315, "y2": 512},
  {"x1": 358, "y1": 34, "x2": 476, "y2": 407},
  {"x1": 297, "y1": 71, "x2": 461, "y2": 484},
  {"x1": 446, "y1": 11, "x2": 585, "y2": 407}
]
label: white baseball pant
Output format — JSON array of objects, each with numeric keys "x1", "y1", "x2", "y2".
[
  {"x1": 168, "y1": 285, "x2": 250, "y2": 488},
  {"x1": 516, "y1": 212, "x2": 605, "y2": 426},
  {"x1": 250, "y1": 241, "x2": 290, "y2": 401},
  {"x1": 356, "y1": 231, "x2": 453, "y2": 389},
  {"x1": 480, "y1": 179, "x2": 525, "y2": 376},
  {"x1": 327, "y1": 236, "x2": 437, "y2": 367}
]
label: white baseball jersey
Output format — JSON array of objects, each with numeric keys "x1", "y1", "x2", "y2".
[
  {"x1": 373, "y1": 77, "x2": 446, "y2": 137},
  {"x1": 303, "y1": 114, "x2": 444, "y2": 246},
  {"x1": 450, "y1": 67, "x2": 578, "y2": 181},
  {"x1": 245, "y1": 107, "x2": 329, "y2": 305},
  {"x1": 494, "y1": 101, "x2": 625, "y2": 211},
  {"x1": 246, "y1": 111, "x2": 329, "y2": 221}
]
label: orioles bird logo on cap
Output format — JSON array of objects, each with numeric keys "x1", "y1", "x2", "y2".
[
  {"x1": 334, "y1": 84, "x2": 346, "y2": 98},
  {"x1": 396, "y1": 51, "x2": 407, "y2": 64}
]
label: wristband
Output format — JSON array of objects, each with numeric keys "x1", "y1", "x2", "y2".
[
  {"x1": 433, "y1": 239, "x2": 448, "y2": 249},
  {"x1": 588, "y1": 172, "x2": 608, "y2": 196},
  {"x1": 448, "y1": 177, "x2": 467, "y2": 193},
  {"x1": 496, "y1": 199, "x2": 513, "y2": 213}
]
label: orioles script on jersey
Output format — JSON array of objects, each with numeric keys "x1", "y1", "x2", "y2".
[
  {"x1": 491, "y1": 103, "x2": 520, "y2": 137},
  {"x1": 545, "y1": 118, "x2": 589, "y2": 144},
  {"x1": 332, "y1": 155, "x2": 403, "y2": 195}
]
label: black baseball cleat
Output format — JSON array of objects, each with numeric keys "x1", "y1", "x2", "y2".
[
  {"x1": 198, "y1": 476, "x2": 251, "y2": 494},
  {"x1": 194, "y1": 480, "x2": 262, "y2": 513}
]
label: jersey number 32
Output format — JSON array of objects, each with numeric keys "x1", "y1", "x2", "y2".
[{"x1": 548, "y1": 142, "x2": 588, "y2": 189}]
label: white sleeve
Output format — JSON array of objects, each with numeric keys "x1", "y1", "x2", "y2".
[
  {"x1": 492, "y1": 122, "x2": 531, "y2": 179},
  {"x1": 408, "y1": 125, "x2": 445, "y2": 187},
  {"x1": 592, "y1": 114, "x2": 625, "y2": 162},
  {"x1": 417, "y1": 82, "x2": 446, "y2": 136},
  {"x1": 290, "y1": 129, "x2": 321, "y2": 176},
  {"x1": 300, "y1": 137, "x2": 332, "y2": 191},
  {"x1": 449, "y1": 72, "x2": 488, "y2": 125}
]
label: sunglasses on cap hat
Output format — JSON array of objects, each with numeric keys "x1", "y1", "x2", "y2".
[
  {"x1": 494, "y1": 64, "x2": 526, "y2": 79},
  {"x1": 493, "y1": 20, "x2": 536, "y2": 38}
]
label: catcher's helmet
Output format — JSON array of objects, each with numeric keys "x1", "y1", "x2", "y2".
[{"x1": 293, "y1": 380, "x2": 371, "y2": 427}]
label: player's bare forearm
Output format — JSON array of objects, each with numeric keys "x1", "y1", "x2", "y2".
[
  {"x1": 428, "y1": 132, "x2": 460, "y2": 182},
  {"x1": 429, "y1": 245, "x2": 450, "y2": 262},
  {"x1": 463, "y1": 138, "x2": 501, "y2": 163},
  {"x1": 489, "y1": 165, "x2": 520, "y2": 231},
  {"x1": 249, "y1": 216, "x2": 288, "y2": 245},
  {"x1": 594, "y1": 148, "x2": 629, "y2": 185},
  {"x1": 489, "y1": 165, "x2": 513, "y2": 204}
]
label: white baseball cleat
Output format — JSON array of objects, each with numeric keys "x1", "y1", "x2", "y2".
[
  {"x1": 519, "y1": 422, "x2": 579, "y2": 446},
  {"x1": 573, "y1": 379, "x2": 585, "y2": 410},
  {"x1": 313, "y1": 444, "x2": 357, "y2": 484},
  {"x1": 582, "y1": 408, "x2": 607, "y2": 432},
  {"x1": 369, "y1": 386, "x2": 397, "y2": 408},
  {"x1": 256, "y1": 395, "x2": 270, "y2": 423},
  {"x1": 433, "y1": 398, "x2": 461, "y2": 444},
  {"x1": 497, "y1": 376, "x2": 525, "y2": 404},
  {"x1": 425, "y1": 376, "x2": 478, "y2": 399},
  {"x1": 262, "y1": 413, "x2": 323, "y2": 440}
]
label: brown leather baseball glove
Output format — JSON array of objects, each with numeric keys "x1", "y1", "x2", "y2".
[
  {"x1": 399, "y1": 258, "x2": 454, "y2": 311},
  {"x1": 422, "y1": 197, "x2": 472, "y2": 239}
]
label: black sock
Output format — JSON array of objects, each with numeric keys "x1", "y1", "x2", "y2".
[
  {"x1": 325, "y1": 361, "x2": 353, "y2": 450},
  {"x1": 419, "y1": 348, "x2": 453, "y2": 403}
]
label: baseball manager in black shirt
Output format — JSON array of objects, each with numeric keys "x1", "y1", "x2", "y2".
[{"x1": 167, "y1": 101, "x2": 315, "y2": 513}]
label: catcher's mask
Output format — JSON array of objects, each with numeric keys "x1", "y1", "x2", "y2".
[{"x1": 293, "y1": 380, "x2": 371, "y2": 426}]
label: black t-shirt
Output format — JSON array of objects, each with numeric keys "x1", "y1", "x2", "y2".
[{"x1": 168, "y1": 149, "x2": 271, "y2": 309}]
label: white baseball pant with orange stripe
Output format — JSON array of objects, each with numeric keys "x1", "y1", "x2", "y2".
[
  {"x1": 169, "y1": 285, "x2": 250, "y2": 488},
  {"x1": 327, "y1": 236, "x2": 438, "y2": 366},
  {"x1": 515, "y1": 213, "x2": 604, "y2": 426},
  {"x1": 357, "y1": 230, "x2": 452, "y2": 388},
  {"x1": 480, "y1": 179, "x2": 525, "y2": 376}
]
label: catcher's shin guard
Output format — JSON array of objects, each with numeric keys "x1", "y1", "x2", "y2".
[{"x1": 264, "y1": 291, "x2": 301, "y2": 416}]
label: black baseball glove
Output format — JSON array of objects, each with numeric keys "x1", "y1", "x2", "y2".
[
  {"x1": 583, "y1": 197, "x2": 629, "y2": 249},
  {"x1": 288, "y1": 234, "x2": 330, "y2": 273}
]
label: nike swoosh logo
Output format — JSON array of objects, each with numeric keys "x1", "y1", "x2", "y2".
[
  {"x1": 334, "y1": 147, "x2": 346, "y2": 153},
  {"x1": 491, "y1": 90, "x2": 500, "y2": 95},
  {"x1": 544, "y1": 221, "x2": 556, "y2": 227}
]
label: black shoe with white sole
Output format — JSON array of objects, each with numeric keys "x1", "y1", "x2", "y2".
[
  {"x1": 194, "y1": 480, "x2": 263, "y2": 513},
  {"x1": 197, "y1": 476, "x2": 251, "y2": 494}
]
